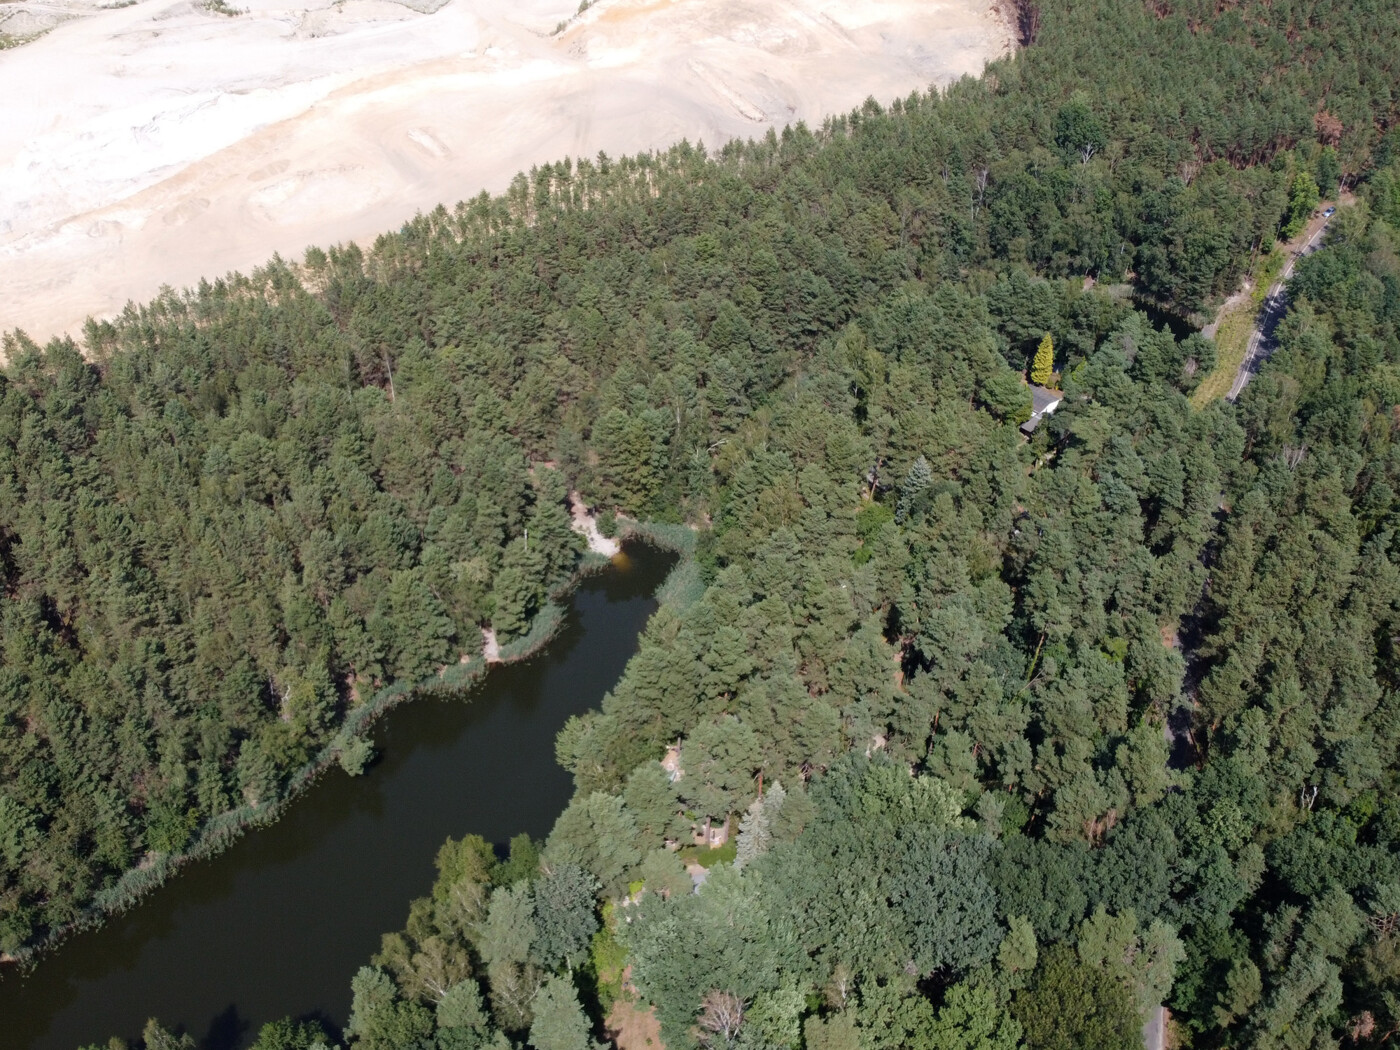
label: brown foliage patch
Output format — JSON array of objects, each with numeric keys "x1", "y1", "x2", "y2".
[{"x1": 1315, "y1": 109, "x2": 1343, "y2": 145}]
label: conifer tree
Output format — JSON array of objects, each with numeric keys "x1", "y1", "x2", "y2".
[
  {"x1": 639, "y1": 848, "x2": 693, "y2": 899},
  {"x1": 528, "y1": 975, "x2": 594, "y2": 1050},
  {"x1": 895, "y1": 456, "x2": 933, "y2": 524},
  {"x1": 532, "y1": 863, "x2": 599, "y2": 972},
  {"x1": 735, "y1": 781, "x2": 787, "y2": 870},
  {"x1": 998, "y1": 915, "x2": 1039, "y2": 974},
  {"x1": 1031, "y1": 333, "x2": 1055, "y2": 387}
]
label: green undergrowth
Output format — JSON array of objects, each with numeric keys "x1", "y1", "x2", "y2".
[{"x1": 680, "y1": 841, "x2": 737, "y2": 869}]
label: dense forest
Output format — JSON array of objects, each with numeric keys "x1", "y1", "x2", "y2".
[{"x1": 4, "y1": 0, "x2": 1399, "y2": 1045}]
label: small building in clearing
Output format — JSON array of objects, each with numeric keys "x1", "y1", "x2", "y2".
[{"x1": 1020, "y1": 385, "x2": 1064, "y2": 436}]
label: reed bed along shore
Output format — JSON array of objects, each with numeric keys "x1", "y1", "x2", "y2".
[{"x1": 3, "y1": 534, "x2": 694, "y2": 969}]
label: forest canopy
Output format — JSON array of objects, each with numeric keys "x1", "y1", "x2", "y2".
[{"x1": 21, "y1": 0, "x2": 1400, "y2": 1047}]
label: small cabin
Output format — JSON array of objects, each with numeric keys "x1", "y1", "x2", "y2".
[{"x1": 1020, "y1": 385, "x2": 1064, "y2": 436}]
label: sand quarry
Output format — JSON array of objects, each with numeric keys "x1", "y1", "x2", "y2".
[{"x1": 0, "y1": 0, "x2": 1008, "y2": 344}]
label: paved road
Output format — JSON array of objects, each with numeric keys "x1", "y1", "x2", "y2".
[
  {"x1": 1143, "y1": 1006, "x2": 1167, "y2": 1050},
  {"x1": 1226, "y1": 217, "x2": 1332, "y2": 401}
]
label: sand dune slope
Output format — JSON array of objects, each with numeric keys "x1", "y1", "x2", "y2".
[{"x1": 0, "y1": 0, "x2": 1008, "y2": 343}]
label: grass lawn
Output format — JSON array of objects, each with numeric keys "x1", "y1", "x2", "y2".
[{"x1": 679, "y1": 841, "x2": 737, "y2": 868}]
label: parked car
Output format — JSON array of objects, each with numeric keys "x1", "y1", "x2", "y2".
[{"x1": 1324, "y1": 206, "x2": 1336, "y2": 217}]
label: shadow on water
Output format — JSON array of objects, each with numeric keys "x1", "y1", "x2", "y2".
[{"x1": 0, "y1": 544, "x2": 674, "y2": 1050}]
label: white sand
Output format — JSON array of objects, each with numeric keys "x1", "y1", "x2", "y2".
[
  {"x1": 481, "y1": 625, "x2": 501, "y2": 663},
  {"x1": 570, "y1": 491, "x2": 621, "y2": 558},
  {"x1": 0, "y1": 0, "x2": 1008, "y2": 344}
]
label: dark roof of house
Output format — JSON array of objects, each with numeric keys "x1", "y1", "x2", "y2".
[
  {"x1": 1030, "y1": 385, "x2": 1062, "y2": 415},
  {"x1": 1020, "y1": 385, "x2": 1064, "y2": 436}
]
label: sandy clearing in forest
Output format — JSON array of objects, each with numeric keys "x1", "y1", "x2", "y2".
[
  {"x1": 571, "y1": 491, "x2": 622, "y2": 557},
  {"x1": 0, "y1": 0, "x2": 1009, "y2": 344}
]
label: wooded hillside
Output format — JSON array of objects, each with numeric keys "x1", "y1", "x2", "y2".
[{"x1": 18, "y1": 0, "x2": 1400, "y2": 1046}]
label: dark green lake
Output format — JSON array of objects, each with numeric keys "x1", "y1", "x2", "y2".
[{"x1": 0, "y1": 544, "x2": 672, "y2": 1050}]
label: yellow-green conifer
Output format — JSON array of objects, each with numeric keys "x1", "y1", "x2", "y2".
[{"x1": 1031, "y1": 332, "x2": 1055, "y2": 387}]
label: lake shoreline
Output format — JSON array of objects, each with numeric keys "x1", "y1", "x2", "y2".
[{"x1": 0, "y1": 525, "x2": 693, "y2": 975}]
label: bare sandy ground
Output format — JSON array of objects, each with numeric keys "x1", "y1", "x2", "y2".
[
  {"x1": 0, "y1": 0, "x2": 1008, "y2": 344},
  {"x1": 571, "y1": 491, "x2": 622, "y2": 557}
]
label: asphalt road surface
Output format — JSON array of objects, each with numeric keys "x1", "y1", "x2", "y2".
[
  {"x1": 1227, "y1": 214, "x2": 1333, "y2": 401},
  {"x1": 1143, "y1": 1005, "x2": 1167, "y2": 1050}
]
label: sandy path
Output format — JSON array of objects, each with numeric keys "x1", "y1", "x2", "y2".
[
  {"x1": 0, "y1": 0, "x2": 1008, "y2": 344},
  {"x1": 570, "y1": 491, "x2": 621, "y2": 557}
]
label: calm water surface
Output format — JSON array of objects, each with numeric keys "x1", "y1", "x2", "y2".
[{"x1": 0, "y1": 544, "x2": 672, "y2": 1050}]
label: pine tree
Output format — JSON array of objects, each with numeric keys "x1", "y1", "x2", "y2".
[
  {"x1": 437, "y1": 978, "x2": 490, "y2": 1033},
  {"x1": 998, "y1": 915, "x2": 1039, "y2": 974},
  {"x1": 639, "y1": 848, "x2": 693, "y2": 898},
  {"x1": 1031, "y1": 333, "x2": 1055, "y2": 387},
  {"x1": 734, "y1": 798, "x2": 770, "y2": 870},
  {"x1": 528, "y1": 975, "x2": 594, "y2": 1050},
  {"x1": 532, "y1": 863, "x2": 599, "y2": 972},
  {"x1": 623, "y1": 760, "x2": 685, "y2": 847},
  {"x1": 736, "y1": 780, "x2": 786, "y2": 869},
  {"x1": 895, "y1": 456, "x2": 933, "y2": 524},
  {"x1": 480, "y1": 884, "x2": 537, "y2": 969}
]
